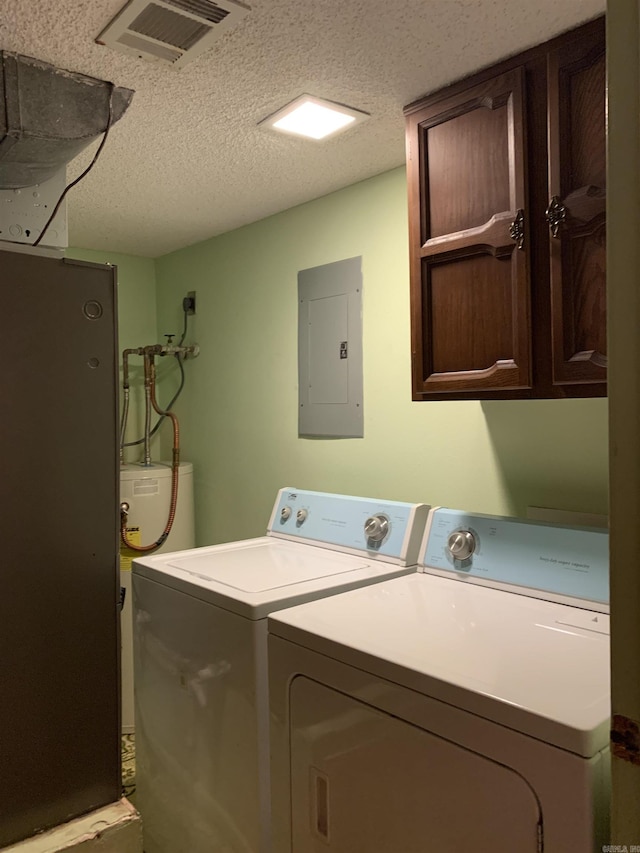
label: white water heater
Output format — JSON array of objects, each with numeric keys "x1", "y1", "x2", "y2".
[{"x1": 119, "y1": 461, "x2": 195, "y2": 732}]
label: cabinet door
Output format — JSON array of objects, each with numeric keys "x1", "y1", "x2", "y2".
[
  {"x1": 406, "y1": 68, "x2": 531, "y2": 397},
  {"x1": 547, "y1": 27, "x2": 606, "y2": 388}
]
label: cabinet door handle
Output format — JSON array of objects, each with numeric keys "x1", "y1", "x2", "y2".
[
  {"x1": 509, "y1": 209, "x2": 525, "y2": 250},
  {"x1": 545, "y1": 195, "x2": 567, "y2": 238}
]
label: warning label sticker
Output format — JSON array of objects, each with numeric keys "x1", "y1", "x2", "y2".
[{"x1": 120, "y1": 527, "x2": 141, "y2": 571}]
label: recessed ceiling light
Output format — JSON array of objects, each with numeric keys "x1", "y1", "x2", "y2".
[{"x1": 259, "y1": 95, "x2": 369, "y2": 140}]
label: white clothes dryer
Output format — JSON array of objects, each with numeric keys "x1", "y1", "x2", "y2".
[
  {"x1": 132, "y1": 489, "x2": 429, "y2": 853},
  {"x1": 269, "y1": 508, "x2": 610, "y2": 853}
]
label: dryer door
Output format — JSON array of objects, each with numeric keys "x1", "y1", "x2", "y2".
[{"x1": 289, "y1": 677, "x2": 542, "y2": 852}]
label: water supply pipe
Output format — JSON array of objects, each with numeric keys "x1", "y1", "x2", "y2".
[{"x1": 119, "y1": 342, "x2": 196, "y2": 554}]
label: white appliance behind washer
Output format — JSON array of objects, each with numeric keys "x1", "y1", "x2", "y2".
[
  {"x1": 132, "y1": 488, "x2": 429, "y2": 853},
  {"x1": 269, "y1": 508, "x2": 610, "y2": 852}
]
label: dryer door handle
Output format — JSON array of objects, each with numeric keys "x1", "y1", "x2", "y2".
[{"x1": 311, "y1": 767, "x2": 330, "y2": 842}]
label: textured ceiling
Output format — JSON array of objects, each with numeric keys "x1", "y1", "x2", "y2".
[{"x1": 1, "y1": 0, "x2": 605, "y2": 257}]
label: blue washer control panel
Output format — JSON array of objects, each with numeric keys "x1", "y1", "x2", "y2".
[
  {"x1": 268, "y1": 488, "x2": 429, "y2": 564},
  {"x1": 422, "y1": 509, "x2": 609, "y2": 605}
]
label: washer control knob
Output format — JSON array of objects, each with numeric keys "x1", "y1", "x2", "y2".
[
  {"x1": 447, "y1": 530, "x2": 476, "y2": 561},
  {"x1": 296, "y1": 509, "x2": 308, "y2": 524},
  {"x1": 364, "y1": 514, "x2": 389, "y2": 543},
  {"x1": 280, "y1": 506, "x2": 292, "y2": 521}
]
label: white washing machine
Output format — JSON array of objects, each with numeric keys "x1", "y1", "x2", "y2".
[
  {"x1": 269, "y1": 508, "x2": 611, "y2": 853},
  {"x1": 132, "y1": 488, "x2": 429, "y2": 853}
]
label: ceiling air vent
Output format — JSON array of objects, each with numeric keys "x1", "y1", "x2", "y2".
[{"x1": 97, "y1": 0, "x2": 250, "y2": 69}]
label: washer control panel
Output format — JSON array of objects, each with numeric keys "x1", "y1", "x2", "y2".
[
  {"x1": 422, "y1": 508, "x2": 609, "y2": 605},
  {"x1": 268, "y1": 489, "x2": 430, "y2": 564}
]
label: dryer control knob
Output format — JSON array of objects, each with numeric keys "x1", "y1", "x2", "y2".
[
  {"x1": 280, "y1": 506, "x2": 292, "y2": 521},
  {"x1": 447, "y1": 530, "x2": 476, "y2": 561},
  {"x1": 364, "y1": 514, "x2": 389, "y2": 543},
  {"x1": 296, "y1": 509, "x2": 308, "y2": 524}
]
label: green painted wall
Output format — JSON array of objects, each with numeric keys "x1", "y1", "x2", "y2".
[
  {"x1": 154, "y1": 166, "x2": 608, "y2": 546},
  {"x1": 66, "y1": 247, "x2": 160, "y2": 462}
]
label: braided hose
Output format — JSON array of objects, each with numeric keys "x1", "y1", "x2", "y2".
[
  {"x1": 143, "y1": 352, "x2": 153, "y2": 466},
  {"x1": 119, "y1": 386, "x2": 129, "y2": 465},
  {"x1": 119, "y1": 348, "x2": 143, "y2": 464},
  {"x1": 120, "y1": 356, "x2": 180, "y2": 554}
]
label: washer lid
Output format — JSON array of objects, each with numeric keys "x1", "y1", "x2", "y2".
[
  {"x1": 132, "y1": 537, "x2": 415, "y2": 619},
  {"x1": 268, "y1": 572, "x2": 611, "y2": 757},
  {"x1": 168, "y1": 541, "x2": 371, "y2": 592}
]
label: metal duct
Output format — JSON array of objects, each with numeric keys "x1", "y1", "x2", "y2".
[{"x1": 0, "y1": 52, "x2": 134, "y2": 189}]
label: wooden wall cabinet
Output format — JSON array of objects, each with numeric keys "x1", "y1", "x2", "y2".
[{"x1": 405, "y1": 18, "x2": 606, "y2": 400}]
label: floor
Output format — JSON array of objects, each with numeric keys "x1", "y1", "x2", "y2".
[{"x1": 122, "y1": 734, "x2": 136, "y2": 803}]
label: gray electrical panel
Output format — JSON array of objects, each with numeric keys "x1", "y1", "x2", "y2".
[{"x1": 298, "y1": 256, "x2": 363, "y2": 438}]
